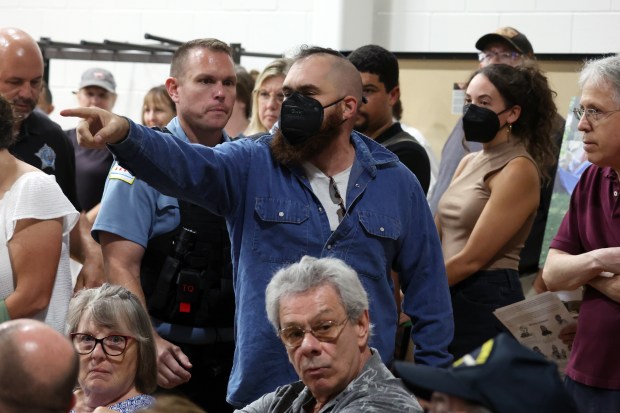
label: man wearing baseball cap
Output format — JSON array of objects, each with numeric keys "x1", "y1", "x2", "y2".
[
  {"x1": 76, "y1": 67, "x2": 117, "y2": 100},
  {"x1": 66, "y1": 67, "x2": 117, "y2": 216},
  {"x1": 394, "y1": 333, "x2": 579, "y2": 413},
  {"x1": 429, "y1": 27, "x2": 565, "y2": 299},
  {"x1": 475, "y1": 26, "x2": 535, "y2": 63}
]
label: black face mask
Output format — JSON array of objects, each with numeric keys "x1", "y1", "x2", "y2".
[
  {"x1": 462, "y1": 103, "x2": 510, "y2": 143},
  {"x1": 279, "y1": 92, "x2": 344, "y2": 146}
]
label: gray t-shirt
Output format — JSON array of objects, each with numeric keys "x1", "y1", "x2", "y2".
[{"x1": 236, "y1": 349, "x2": 422, "y2": 413}]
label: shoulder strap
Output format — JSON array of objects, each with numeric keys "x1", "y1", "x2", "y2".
[{"x1": 382, "y1": 130, "x2": 421, "y2": 148}]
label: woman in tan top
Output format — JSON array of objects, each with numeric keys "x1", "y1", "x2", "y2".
[{"x1": 436, "y1": 63, "x2": 557, "y2": 358}]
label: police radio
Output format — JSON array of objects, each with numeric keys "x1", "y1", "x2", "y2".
[{"x1": 148, "y1": 227, "x2": 200, "y2": 320}]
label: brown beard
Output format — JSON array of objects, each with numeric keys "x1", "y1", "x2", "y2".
[{"x1": 271, "y1": 105, "x2": 344, "y2": 165}]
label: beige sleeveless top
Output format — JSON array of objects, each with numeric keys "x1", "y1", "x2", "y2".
[{"x1": 437, "y1": 139, "x2": 539, "y2": 271}]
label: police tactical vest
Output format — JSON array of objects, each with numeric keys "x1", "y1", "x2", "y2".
[{"x1": 141, "y1": 199, "x2": 234, "y2": 328}]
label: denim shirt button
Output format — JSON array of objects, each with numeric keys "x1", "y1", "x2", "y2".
[
  {"x1": 278, "y1": 211, "x2": 284, "y2": 217},
  {"x1": 318, "y1": 207, "x2": 323, "y2": 213},
  {"x1": 327, "y1": 244, "x2": 332, "y2": 250}
]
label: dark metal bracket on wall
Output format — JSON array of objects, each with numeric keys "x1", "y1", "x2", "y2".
[
  {"x1": 38, "y1": 33, "x2": 283, "y2": 83},
  {"x1": 38, "y1": 32, "x2": 603, "y2": 84}
]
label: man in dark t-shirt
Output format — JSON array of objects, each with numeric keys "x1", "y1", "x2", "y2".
[
  {"x1": 348, "y1": 44, "x2": 431, "y2": 194},
  {"x1": 11, "y1": 110, "x2": 80, "y2": 209},
  {"x1": 65, "y1": 68, "x2": 116, "y2": 212}
]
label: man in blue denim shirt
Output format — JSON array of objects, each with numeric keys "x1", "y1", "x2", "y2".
[{"x1": 63, "y1": 46, "x2": 453, "y2": 408}]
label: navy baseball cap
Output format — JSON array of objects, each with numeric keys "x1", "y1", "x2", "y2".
[
  {"x1": 476, "y1": 27, "x2": 534, "y2": 57},
  {"x1": 394, "y1": 333, "x2": 578, "y2": 413}
]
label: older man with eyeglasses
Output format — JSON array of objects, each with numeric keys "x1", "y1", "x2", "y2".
[
  {"x1": 543, "y1": 54, "x2": 620, "y2": 413},
  {"x1": 236, "y1": 256, "x2": 422, "y2": 413},
  {"x1": 474, "y1": 27, "x2": 534, "y2": 65}
]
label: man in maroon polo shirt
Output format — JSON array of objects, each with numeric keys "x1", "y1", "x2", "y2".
[{"x1": 543, "y1": 54, "x2": 620, "y2": 413}]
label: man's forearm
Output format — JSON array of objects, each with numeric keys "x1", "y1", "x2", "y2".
[
  {"x1": 544, "y1": 247, "x2": 620, "y2": 291},
  {"x1": 589, "y1": 275, "x2": 620, "y2": 303},
  {"x1": 542, "y1": 249, "x2": 601, "y2": 291},
  {"x1": 70, "y1": 214, "x2": 105, "y2": 288},
  {"x1": 107, "y1": 266, "x2": 148, "y2": 308},
  {"x1": 99, "y1": 235, "x2": 148, "y2": 308}
]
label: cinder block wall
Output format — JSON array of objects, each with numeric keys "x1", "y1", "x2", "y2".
[{"x1": 1, "y1": 0, "x2": 617, "y2": 150}]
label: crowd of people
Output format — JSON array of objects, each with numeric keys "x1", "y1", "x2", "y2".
[{"x1": 0, "y1": 22, "x2": 618, "y2": 413}]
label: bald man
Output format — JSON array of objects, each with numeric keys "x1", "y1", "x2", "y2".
[
  {"x1": 0, "y1": 319, "x2": 78, "y2": 413},
  {"x1": 62, "y1": 45, "x2": 452, "y2": 407},
  {"x1": 0, "y1": 27, "x2": 104, "y2": 290}
]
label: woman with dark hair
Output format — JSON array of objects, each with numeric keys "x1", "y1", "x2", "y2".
[
  {"x1": 67, "y1": 283, "x2": 157, "y2": 413},
  {"x1": 0, "y1": 94, "x2": 78, "y2": 331},
  {"x1": 436, "y1": 63, "x2": 557, "y2": 358}
]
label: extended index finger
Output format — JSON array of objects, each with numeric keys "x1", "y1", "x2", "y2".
[
  {"x1": 75, "y1": 118, "x2": 106, "y2": 149},
  {"x1": 59, "y1": 106, "x2": 101, "y2": 120},
  {"x1": 61, "y1": 107, "x2": 112, "y2": 148}
]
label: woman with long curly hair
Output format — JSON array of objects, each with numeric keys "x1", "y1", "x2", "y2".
[{"x1": 436, "y1": 63, "x2": 558, "y2": 358}]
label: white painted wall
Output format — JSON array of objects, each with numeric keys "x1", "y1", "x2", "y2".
[{"x1": 1, "y1": 0, "x2": 618, "y2": 129}]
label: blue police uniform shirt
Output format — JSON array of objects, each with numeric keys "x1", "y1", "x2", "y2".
[
  {"x1": 94, "y1": 118, "x2": 232, "y2": 246},
  {"x1": 92, "y1": 118, "x2": 190, "y2": 246}
]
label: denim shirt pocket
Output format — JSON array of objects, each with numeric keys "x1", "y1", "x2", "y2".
[
  {"x1": 358, "y1": 211, "x2": 401, "y2": 240},
  {"x1": 347, "y1": 210, "x2": 401, "y2": 280},
  {"x1": 252, "y1": 197, "x2": 311, "y2": 263}
]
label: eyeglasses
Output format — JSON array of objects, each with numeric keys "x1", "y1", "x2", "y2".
[
  {"x1": 572, "y1": 106, "x2": 620, "y2": 123},
  {"x1": 478, "y1": 51, "x2": 523, "y2": 64},
  {"x1": 278, "y1": 319, "x2": 348, "y2": 348},
  {"x1": 257, "y1": 89, "x2": 285, "y2": 103},
  {"x1": 329, "y1": 176, "x2": 346, "y2": 223},
  {"x1": 70, "y1": 333, "x2": 132, "y2": 356}
]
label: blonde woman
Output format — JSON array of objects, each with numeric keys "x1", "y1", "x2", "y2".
[
  {"x1": 142, "y1": 85, "x2": 176, "y2": 128},
  {"x1": 244, "y1": 58, "x2": 290, "y2": 136}
]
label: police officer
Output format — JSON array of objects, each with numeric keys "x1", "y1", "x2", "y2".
[{"x1": 92, "y1": 38, "x2": 237, "y2": 412}]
